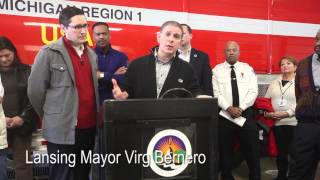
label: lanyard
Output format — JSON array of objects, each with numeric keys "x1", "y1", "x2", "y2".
[{"x1": 278, "y1": 81, "x2": 293, "y2": 102}]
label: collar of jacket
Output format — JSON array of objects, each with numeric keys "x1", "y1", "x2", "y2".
[
  {"x1": 224, "y1": 61, "x2": 240, "y2": 68},
  {"x1": 47, "y1": 37, "x2": 88, "y2": 52},
  {"x1": 150, "y1": 46, "x2": 180, "y2": 61},
  {"x1": 94, "y1": 44, "x2": 112, "y2": 55}
]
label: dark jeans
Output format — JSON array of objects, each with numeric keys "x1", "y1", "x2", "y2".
[
  {"x1": 288, "y1": 122, "x2": 320, "y2": 180},
  {"x1": 273, "y1": 125, "x2": 294, "y2": 180},
  {"x1": 47, "y1": 127, "x2": 96, "y2": 180},
  {"x1": 0, "y1": 148, "x2": 7, "y2": 180},
  {"x1": 8, "y1": 133, "x2": 33, "y2": 180},
  {"x1": 218, "y1": 110, "x2": 261, "y2": 180}
]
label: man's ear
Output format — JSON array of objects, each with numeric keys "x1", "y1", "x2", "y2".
[
  {"x1": 60, "y1": 24, "x2": 67, "y2": 34},
  {"x1": 156, "y1": 31, "x2": 160, "y2": 43}
]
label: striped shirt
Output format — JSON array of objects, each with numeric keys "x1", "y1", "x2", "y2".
[{"x1": 155, "y1": 57, "x2": 172, "y2": 97}]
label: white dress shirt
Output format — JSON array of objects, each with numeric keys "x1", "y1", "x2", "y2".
[
  {"x1": 0, "y1": 77, "x2": 3, "y2": 97},
  {"x1": 312, "y1": 53, "x2": 320, "y2": 89},
  {"x1": 178, "y1": 48, "x2": 191, "y2": 63},
  {"x1": 212, "y1": 61, "x2": 258, "y2": 111}
]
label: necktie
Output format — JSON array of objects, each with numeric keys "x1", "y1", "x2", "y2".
[{"x1": 230, "y1": 65, "x2": 239, "y2": 107}]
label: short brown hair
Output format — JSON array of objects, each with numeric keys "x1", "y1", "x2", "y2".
[
  {"x1": 59, "y1": 7, "x2": 84, "y2": 26},
  {"x1": 316, "y1": 29, "x2": 320, "y2": 41},
  {"x1": 180, "y1": 24, "x2": 192, "y2": 34},
  {"x1": 279, "y1": 56, "x2": 297, "y2": 67},
  {"x1": 160, "y1": 21, "x2": 182, "y2": 34}
]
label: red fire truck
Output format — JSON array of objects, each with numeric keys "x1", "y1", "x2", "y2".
[{"x1": 1, "y1": 0, "x2": 319, "y2": 72}]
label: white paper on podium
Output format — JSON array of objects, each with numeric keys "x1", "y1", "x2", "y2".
[{"x1": 219, "y1": 110, "x2": 246, "y2": 127}]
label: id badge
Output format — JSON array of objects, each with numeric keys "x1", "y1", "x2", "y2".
[{"x1": 278, "y1": 99, "x2": 287, "y2": 107}]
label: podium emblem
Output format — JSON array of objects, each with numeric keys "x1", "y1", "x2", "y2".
[{"x1": 147, "y1": 129, "x2": 192, "y2": 177}]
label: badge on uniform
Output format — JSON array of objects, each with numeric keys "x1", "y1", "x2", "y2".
[{"x1": 178, "y1": 78, "x2": 183, "y2": 83}]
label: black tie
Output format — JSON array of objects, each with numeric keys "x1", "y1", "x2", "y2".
[{"x1": 230, "y1": 65, "x2": 239, "y2": 107}]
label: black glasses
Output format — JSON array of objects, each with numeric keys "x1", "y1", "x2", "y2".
[{"x1": 68, "y1": 23, "x2": 89, "y2": 30}]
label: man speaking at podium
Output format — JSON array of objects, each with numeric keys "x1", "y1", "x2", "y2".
[{"x1": 112, "y1": 21, "x2": 203, "y2": 99}]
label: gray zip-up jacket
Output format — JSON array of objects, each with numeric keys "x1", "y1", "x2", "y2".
[{"x1": 28, "y1": 37, "x2": 99, "y2": 145}]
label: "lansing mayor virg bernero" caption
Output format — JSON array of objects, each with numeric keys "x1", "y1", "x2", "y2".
[{"x1": 25, "y1": 150, "x2": 206, "y2": 167}]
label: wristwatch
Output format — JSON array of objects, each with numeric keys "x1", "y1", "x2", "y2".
[{"x1": 99, "y1": 72, "x2": 104, "y2": 78}]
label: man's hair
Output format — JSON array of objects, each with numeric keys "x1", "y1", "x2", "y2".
[
  {"x1": 224, "y1": 41, "x2": 240, "y2": 52},
  {"x1": 59, "y1": 6, "x2": 84, "y2": 26},
  {"x1": 0, "y1": 36, "x2": 21, "y2": 65},
  {"x1": 180, "y1": 23, "x2": 192, "y2": 34},
  {"x1": 160, "y1": 21, "x2": 182, "y2": 34},
  {"x1": 279, "y1": 56, "x2": 297, "y2": 67},
  {"x1": 92, "y1": 22, "x2": 109, "y2": 31},
  {"x1": 316, "y1": 29, "x2": 320, "y2": 41}
]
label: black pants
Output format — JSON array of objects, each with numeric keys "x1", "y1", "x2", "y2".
[
  {"x1": 288, "y1": 122, "x2": 320, "y2": 180},
  {"x1": 47, "y1": 127, "x2": 96, "y2": 180},
  {"x1": 0, "y1": 148, "x2": 7, "y2": 180},
  {"x1": 218, "y1": 111, "x2": 261, "y2": 180},
  {"x1": 273, "y1": 125, "x2": 294, "y2": 180},
  {"x1": 7, "y1": 133, "x2": 33, "y2": 180}
]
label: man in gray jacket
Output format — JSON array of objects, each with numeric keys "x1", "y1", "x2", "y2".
[{"x1": 28, "y1": 7, "x2": 99, "y2": 180}]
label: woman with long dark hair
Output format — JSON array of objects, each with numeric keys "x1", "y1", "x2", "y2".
[{"x1": 0, "y1": 36, "x2": 38, "y2": 180}]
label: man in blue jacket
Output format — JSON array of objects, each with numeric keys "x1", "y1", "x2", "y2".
[{"x1": 92, "y1": 22, "x2": 128, "y2": 104}]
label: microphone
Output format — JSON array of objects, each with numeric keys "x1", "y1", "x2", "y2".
[{"x1": 159, "y1": 88, "x2": 193, "y2": 99}]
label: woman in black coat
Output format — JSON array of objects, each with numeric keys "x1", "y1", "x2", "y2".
[{"x1": 0, "y1": 36, "x2": 38, "y2": 180}]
